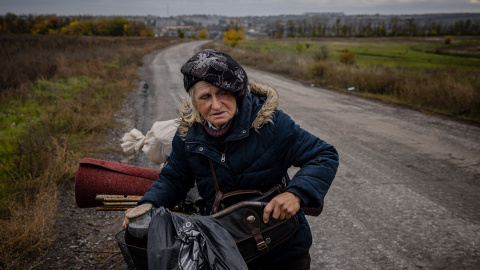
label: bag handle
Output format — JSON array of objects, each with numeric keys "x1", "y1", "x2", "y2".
[
  {"x1": 211, "y1": 201, "x2": 267, "y2": 219},
  {"x1": 209, "y1": 158, "x2": 224, "y2": 214}
]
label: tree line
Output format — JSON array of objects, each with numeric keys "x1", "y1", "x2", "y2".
[
  {"x1": 0, "y1": 13, "x2": 154, "y2": 36},
  {"x1": 266, "y1": 16, "x2": 479, "y2": 38}
]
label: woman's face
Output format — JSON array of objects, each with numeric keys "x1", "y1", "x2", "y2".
[{"x1": 192, "y1": 81, "x2": 237, "y2": 129}]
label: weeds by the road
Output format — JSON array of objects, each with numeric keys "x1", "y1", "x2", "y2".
[
  {"x1": 209, "y1": 37, "x2": 480, "y2": 123},
  {"x1": 0, "y1": 34, "x2": 184, "y2": 269}
]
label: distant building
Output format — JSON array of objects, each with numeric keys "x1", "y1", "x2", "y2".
[{"x1": 161, "y1": 25, "x2": 195, "y2": 37}]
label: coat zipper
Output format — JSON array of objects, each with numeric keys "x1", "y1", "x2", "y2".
[{"x1": 221, "y1": 145, "x2": 227, "y2": 162}]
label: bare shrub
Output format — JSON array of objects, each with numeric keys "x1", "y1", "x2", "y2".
[
  {"x1": 269, "y1": 53, "x2": 309, "y2": 79},
  {"x1": 444, "y1": 35, "x2": 452, "y2": 44},
  {"x1": 339, "y1": 50, "x2": 356, "y2": 65},
  {"x1": 352, "y1": 66, "x2": 404, "y2": 95},
  {"x1": 295, "y1": 43, "x2": 304, "y2": 54},
  {"x1": 308, "y1": 61, "x2": 329, "y2": 79},
  {"x1": 313, "y1": 45, "x2": 330, "y2": 61},
  {"x1": 401, "y1": 69, "x2": 480, "y2": 116}
]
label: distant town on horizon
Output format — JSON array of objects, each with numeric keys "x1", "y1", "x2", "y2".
[{"x1": 2, "y1": 11, "x2": 479, "y2": 38}]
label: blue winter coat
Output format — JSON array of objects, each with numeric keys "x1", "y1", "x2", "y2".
[{"x1": 138, "y1": 81, "x2": 339, "y2": 263}]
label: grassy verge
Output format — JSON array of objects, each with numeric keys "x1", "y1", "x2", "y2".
[
  {"x1": 0, "y1": 34, "x2": 185, "y2": 269},
  {"x1": 208, "y1": 37, "x2": 480, "y2": 123}
]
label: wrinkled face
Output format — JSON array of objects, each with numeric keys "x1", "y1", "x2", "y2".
[{"x1": 192, "y1": 81, "x2": 237, "y2": 129}]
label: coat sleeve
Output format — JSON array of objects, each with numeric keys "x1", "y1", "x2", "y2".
[
  {"x1": 137, "y1": 134, "x2": 195, "y2": 209},
  {"x1": 273, "y1": 110, "x2": 339, "y2": 208}
]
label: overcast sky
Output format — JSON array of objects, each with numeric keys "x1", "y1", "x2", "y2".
[{"x1": 1, "y1": 0, "x2": 480, "y2": 17}]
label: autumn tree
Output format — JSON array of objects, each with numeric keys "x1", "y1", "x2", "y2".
[
  {"x1": 272, "y1": 20, "x2": 284, "y2": 38},
  {"x1": 223, "y1": 27, "x2": 245, "y2": 47},
  {"x1": 405, "y1": 18, "x2": 417, "y2": 36},
  {"x1": 223, "y1": 18, "x2": 246, "y2": 47},
  {"x1": 106, "y1": 17, "x2": 129, "y2": 36},
  {"x1": 341, "y1": 24, "x2": 349, "y2": 36},
  {"x1": 377, "y1": 21, "x2": 387, "y2": 36},
  {"x1": 0, "y1": 13, "x2": 153, "y2": 37},
  {"x1": 2, "y1": 13, "x2": 31, "y2": 33},
  {"x1": 46, "y1": 16, "x2": 58, "y2": 29},
  {"x1": 123, "y1": 21, "x2": 154, "y2": 37},
  {"x1": 92, "y1": 18, "x2": 108, "y2": 35},
  {"x1": 32, "y1": 21, "x2": 49, "y2": 34},
  {"x1": 61, "y1": 21, "x2": 83, "y2": 35},
  {"x1": 296, "y1": 18, "x2": 307, "y2": 37},
  {"x1": 287, "y1": 20, "x2": 295, "y2": 37},
  {"x1": 335, "y1": 17, "x2": 341, "y2": 36},
  {"x1": 389, "y1": 16, "x2": 401, "y2": 36},
  {"x1": 310, "y1": 16, "x2": 323, "y2": 37},
  {"x1": 198, "y1": 29, "x2": 209, "y2": 39},
  {"x1": 177, "y1": 29, "x2": 185, "y2": 38}
]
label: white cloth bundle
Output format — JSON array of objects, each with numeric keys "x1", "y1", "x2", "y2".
[{"x1": 121, "y1": 119, "x2": 179, "y2": 167}]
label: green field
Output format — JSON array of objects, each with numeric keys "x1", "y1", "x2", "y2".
[{"x1": 241, "y1": 36, "x2": 480, "y2": 70}]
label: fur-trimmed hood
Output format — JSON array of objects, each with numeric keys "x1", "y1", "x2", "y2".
[{"x1": 177, "y1": 80, "x2": 279, "y2": 138}]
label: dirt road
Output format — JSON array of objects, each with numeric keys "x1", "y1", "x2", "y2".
[
  {"x1": 246, "y1": 69, "x2": 480, "y2": 269},
  {"x1": 36, "y1": 40, "x2": 479, "y2": 269},
  {"x1": 133, "y1": 41, "x2": 480, "y2": 269}
]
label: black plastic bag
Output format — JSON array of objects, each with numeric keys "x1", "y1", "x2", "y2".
[{"x1": 147, "y1": 207, "x2": 247, "y2": 270}]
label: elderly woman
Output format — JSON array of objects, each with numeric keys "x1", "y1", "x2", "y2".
[{"x1": 124, "y1": 49, "x2": 339, "y2": 269}]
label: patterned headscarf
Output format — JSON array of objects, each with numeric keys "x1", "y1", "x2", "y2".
[{"x1": 180, "y1": 49, "x2": 250, "y2": 98}]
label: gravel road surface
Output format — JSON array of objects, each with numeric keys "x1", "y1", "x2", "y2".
[{"x1": 34, "y1": 40, "x2": 480, "y2": 269}]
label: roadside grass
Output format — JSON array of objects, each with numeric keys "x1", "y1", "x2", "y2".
[
  {"x1": 0, "y1": 34, "x2": 185, "y2": 269},
  {"x1": 209, "y1": 37, "x2": 480, "y2": 123}
]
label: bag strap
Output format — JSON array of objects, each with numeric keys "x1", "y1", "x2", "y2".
[
  {"x1": 208, "y1": 159, "x2": 267, "y2": 214},
  {"x1": 209, "y1": 159, "x2": 224, "y2": 215}
]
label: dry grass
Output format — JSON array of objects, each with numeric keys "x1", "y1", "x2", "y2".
[
  {"x1": 0, "y1": 34, "x2": 185, "y2": 269},
  {"x1": 0, "y1": 34, "x2": 179, "y2": 97},
  {"x1": 0, "y1": 138, "x2": 79, "y2": 269}
]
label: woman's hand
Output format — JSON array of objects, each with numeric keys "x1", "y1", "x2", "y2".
[
  {"x1": 263, "y1": 192, "x2": 301, "y2": 223},
  {"x1": 122, "y1": 208, "x2": 132, "y2": 228},
  {"x1": 122, "y1": 203, "x2": 153, "y2": 228}
]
